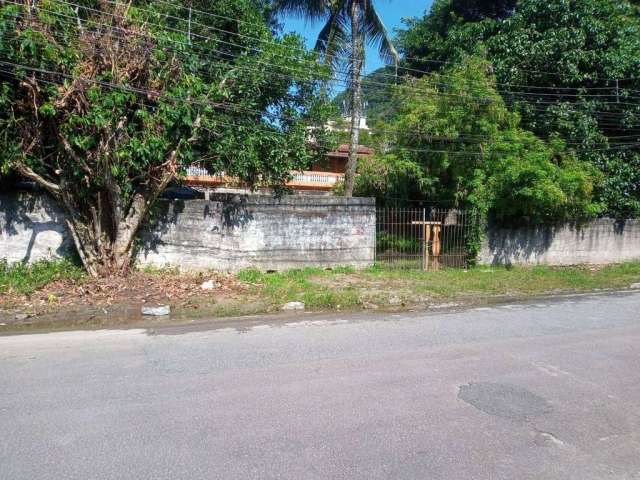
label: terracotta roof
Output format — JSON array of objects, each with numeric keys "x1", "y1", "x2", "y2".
[
  {"x1": 326, "y1": 144, "x2": 375, "y2": 159},
  {"x1": 335, "y1": 144, "x2": 375, "y2": 155}
]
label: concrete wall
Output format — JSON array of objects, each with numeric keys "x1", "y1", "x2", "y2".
[
  {"x1": 5, "y1": 192, "x2": 638, "y2": 270},
  {"x1": 0, "y1": 193, "x2": 72, "y2": 264},
  {"x1": 0, "y1": 193, "x2": 376, "y2": 271},
  {"x1": 480, "y1": 219, "x2": 640, "y2": 265},
  {"x1": 138, "y1": 195, "x2": 376, "y2": 271}
]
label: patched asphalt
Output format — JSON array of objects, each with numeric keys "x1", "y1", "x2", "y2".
[{"x1": 1, "y1": 291, "x2": 640, "y2": 479}]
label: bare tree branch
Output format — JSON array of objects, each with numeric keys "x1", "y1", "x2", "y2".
[
  {"x1": 60, "y1": 135, "x2": 92, "y2": 175},
  {"x1": 13, "y1": 162, "x2": 62, "y2": 196}
]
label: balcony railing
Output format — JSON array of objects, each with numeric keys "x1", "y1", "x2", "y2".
[
  {"x1": 288, "y1": 171, "x2": 343, "y2": 190},
  {"x1": 183, "y1": 165, "x2": 344, "y2": 191}
]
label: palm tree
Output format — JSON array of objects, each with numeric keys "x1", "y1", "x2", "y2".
[{"x1": 276, "y1": 0, "x2": 398, "y2": 197}]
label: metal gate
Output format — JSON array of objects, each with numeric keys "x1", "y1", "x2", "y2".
[{"x1": 376, "y1": 207, "x2": 477, "y2": 270}]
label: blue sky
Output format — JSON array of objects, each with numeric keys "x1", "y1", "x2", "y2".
[{"x1": 280, "y1": 1, "x2": 433, "y2": 75}]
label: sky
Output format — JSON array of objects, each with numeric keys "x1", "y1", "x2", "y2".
[{"x1": 280, "y1": 1, "x2": 433, "y2": 75}]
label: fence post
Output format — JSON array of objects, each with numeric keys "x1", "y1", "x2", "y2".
[{"x1": 422, "y1": 207, "x2": 428, "y2": 271}]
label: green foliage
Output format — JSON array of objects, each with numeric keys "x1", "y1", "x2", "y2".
[
  {"x1": 0, "y1": 0, "x2": 332, "y2": 273},
  {"x1": 450, "y1": 0, "x2": 518, "y2": 21},
  {"x1": 0, "y1": 0, "x2": 331, "y2": 175},
  {"x1": 356, "y1": 57, "x2": 601, "y2": 225},
  {"x1": 238, "y1": 267, "x2": 361, "y2": 309},
  {"x1": 399, "y1": 0, "x2": 640, "y2": 217},
  {"x1": 376, "y1": 232, "x2": 421, "y2": 254},
  {"x1": 275, "y1": 0, "x2": 398, "y2": 77},
  {"x1": 361, "y1": 262, "x2": 640, "y2": 297},
  {"x1": 238, "y1": 261, "x2": 640, "y2": 314},
  {"x1": 483, "y1": 133, "x2": 603, "y2": 223},
  {"x1": 354, "y1": 153, "x2": 430, "y2": 202},
  {"x1": 0, "y1": 258, "x2": 84, "y2": 295}
]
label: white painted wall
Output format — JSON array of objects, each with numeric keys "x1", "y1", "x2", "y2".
[{"x1": 480, "y1": 219, "x2": 640, "y2": 265}]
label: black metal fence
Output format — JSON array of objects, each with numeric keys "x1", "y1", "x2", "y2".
[{"x1": 376, "y1": 207, "x2": 477, "y2": 270}]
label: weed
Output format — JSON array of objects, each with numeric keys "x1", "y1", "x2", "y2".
[{"x1": 0, "y1": 258, "x2": 84, "y2": 296}]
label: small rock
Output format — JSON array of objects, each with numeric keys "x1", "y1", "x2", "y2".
[
  {"x1": 14, "y1": 313, "x2": 29, "y2": 321},
  {"x1": 282, "y1": 301, "x2": 305, "y2": 311},
  {"x1": 430, "y1": 302, "x2": 460, "y2": 310},
  {"x1": 200, "y1": 280, "x2": 219, "y2": 291},
  {"x1": 142, "y1": 305, "x2": 171, "y2": 316},
  {"x1": 630, "y1": 283, "x2": 640, "y2": 289},
  {"x1": 389, "y1": 296, "x2": 402, "y2": 306},
  {"x1": 363, "y1": 302, "x2": 379, "y2": 310}
]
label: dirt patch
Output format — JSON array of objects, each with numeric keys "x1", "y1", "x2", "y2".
[
  {"x1": 0, "y1": 270, "x2": 251, "y2": 329},
  {"x1": 310, "y1": 273, "x2": 437, "y2": 306}
]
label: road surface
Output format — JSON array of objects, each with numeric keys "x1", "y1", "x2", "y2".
[{"x1": 2, "y1": 291, "x2": 640, "y2": 479}]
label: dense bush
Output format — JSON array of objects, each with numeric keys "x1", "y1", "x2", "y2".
[
  {"x1": 355, "y1": 57, "x2": 602, "y2": 225},
  {"x1": 398, "y1": 0, "x2": 640, "y2": 218}
]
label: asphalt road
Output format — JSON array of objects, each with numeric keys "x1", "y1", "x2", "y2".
[{"x1": 2, "y1": 291, "x2": 640, "y2": 479}]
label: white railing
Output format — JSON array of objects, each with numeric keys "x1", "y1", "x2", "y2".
[
  {"x1": 289, "y1": 171, "x2": 343, "y2": 185},
  {"x1": 185, "y1": 165, "x2": 223, "y2": 177},
  {"x1": 184, "y1": 164, "x2": 344, "y2": 190}
]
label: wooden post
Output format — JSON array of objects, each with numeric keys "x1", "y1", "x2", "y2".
[
  {"x1": 432, "y1": 225, "x2": 442, "y2": 271},
  {"x1": 423, "y1": 224, "x2": 431, "y2": 271},
  {"x1": 411, "y1": 220, "x2": 442, "y2": 272}
]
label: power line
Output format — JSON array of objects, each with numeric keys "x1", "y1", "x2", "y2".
[
  {"x1": 5, "y1": 3, "x2": 640, "y2": 110},
  {"x1": 2, "y1": 8, "x2": 639, "y2": 146},
  {"x1": 5, "y1": 8, "x2": 639, "y2": 126},
  {"x1": 2, "y1": 62, "x2": 638, "y2": 159},
  {"x1": 115, "y1": 0, "x2": 640, "y2": 92},
  {"x1": 82, "y1": 0, "x2": 640, "y2": 91},
  {"x1": 2, "y1": 56, "x2": 636, "y2": 149},
  {"x1": 2, "y1": 8, "x2": 628, "y2": 142},
  {"x1": 103, "y1": 0, "x2": 640, "y2": 84},
  {"x1": 8, "y1": 0, "x2": 640, "y2": 96}
]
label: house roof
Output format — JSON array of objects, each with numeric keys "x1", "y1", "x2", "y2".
[{"x1": 327, "y1": 144, "x2": 375, "y2": 158}]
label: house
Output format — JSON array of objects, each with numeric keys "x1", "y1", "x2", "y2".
[
  {"x1": 184, "y1": 143, "x2": 374, "y2": 194},
  {"x1": 311, "y1": 144, "x2": 375, "y2": 174}
]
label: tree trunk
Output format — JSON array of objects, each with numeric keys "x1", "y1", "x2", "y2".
[
  {"x1": 60, "y1": 192, "x2": 149, "y2": 278},
  {"x1": 17, "y1": 160, "x2": 174, "y2": 278},
  {"x1": 344, "y1": 0, "x2": 365, "y2": 198}
]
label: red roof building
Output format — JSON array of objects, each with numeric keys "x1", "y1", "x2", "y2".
[
  {"x1": 184, "y1": 144, "x2": 375, "y2": 193},
  {"x1": 311, "y1": 144, "x2": 375, "y2": 174}
]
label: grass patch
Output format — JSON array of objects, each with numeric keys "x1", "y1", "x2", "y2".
[
  {"x1": 237, "y1": 267, "x2": 361, "y2": 310},
  {"x1": 0, "y1": 258, "x2": 85, "y2": 296},
  {"x1": 362, "y1": 262, "x2": 640, "y2": 298},
  {"x1": 137, "y1": 264, "x2": 182, "y2": 275},
  {"x1": 238, "y1": 262, "x2": 640, "y2": 311},
  {"x1": 3, "y1": 259, "x2": 639, "y2": 323}
]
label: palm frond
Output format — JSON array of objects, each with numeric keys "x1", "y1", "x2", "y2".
[
  {"x1": 315, "y1": 4, "x2": 350, "y2": 70},
  {"x1": 273, "y1": 0, "x2": 329, "y2": 22},
  {"x1": 361, "y1": 0, "x2": 399, "y2": 66}
]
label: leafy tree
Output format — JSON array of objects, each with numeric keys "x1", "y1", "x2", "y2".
[
  {"x1": 275, "y1": 0, "x2": 398, "y2": 196},
  {"x1": 355, "y1": 57, "x2": 602, "y2": 224},
  {"x1": 450, "y1": 0, "x2": 518, "y2": 21},
  {"x1": 398, "y1": 0, "x2": 640, "y2": 217},
  {"x1": 481, "y1": 133, "x2": 603, "y2": 224},
  {"x1": 0, "y1": 0, "x2": 330, "y2": 276}
]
